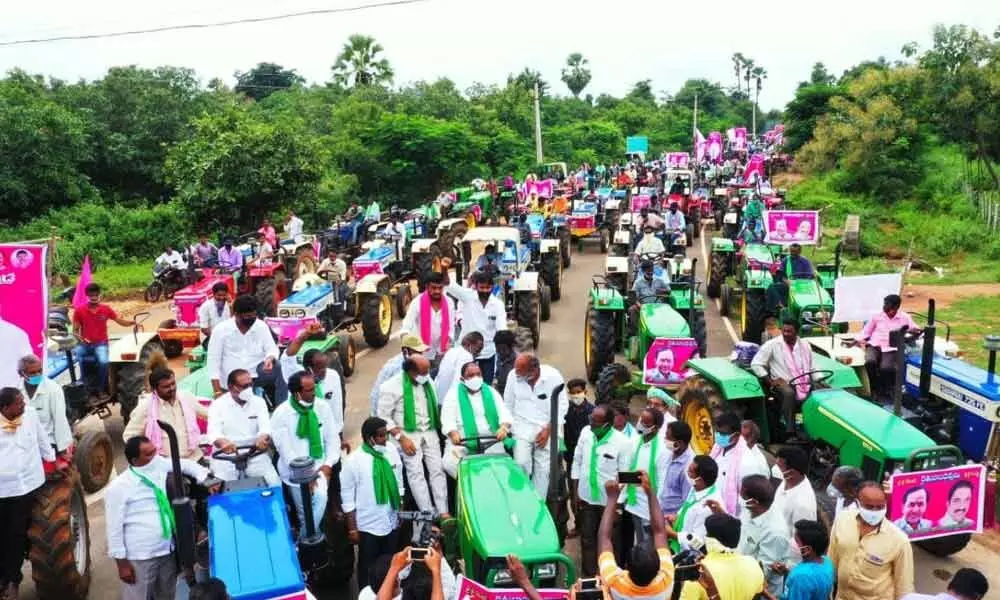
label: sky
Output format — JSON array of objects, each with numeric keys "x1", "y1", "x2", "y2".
[{"x1": 1, "y1": 0, "x2": 997, "y2": 111}]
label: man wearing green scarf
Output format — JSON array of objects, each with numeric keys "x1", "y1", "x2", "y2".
[
  {"x1": 440, "y1": 362, "x2": 513, "y2": 478},
  {"x1": 624, "y1": 408, "x2": 670, "y2": 544},
  {"x1": 272, "y1": 371, "x2": 340, "y2": 534},
  {"x1": 376, "y1": 355, "x2": 450, "y2": 518},
  {"x1": 569, "y1": 405, "x2": 632, "y2": 577}
]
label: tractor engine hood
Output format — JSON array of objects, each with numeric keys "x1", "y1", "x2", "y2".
[
  {"x1": 788, "y1": 279, "x2": 833, "y2": 310},
  {"x1": 640, "y1": 304, "x2": 691, "y2": 338}
]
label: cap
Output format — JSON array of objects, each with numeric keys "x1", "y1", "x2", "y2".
[{"x1": 401, "y1": 334, "x2": 430, "y2": 352}]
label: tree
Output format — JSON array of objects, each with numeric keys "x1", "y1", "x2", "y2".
[
  {"x1": 808, "y1": 62, "x2": 836, "y2": 86},
  {"x1": 752, "y1": 67, "x2": 767, "y2": 107},
  {"x1": 332, "y1": 34, "x2": 394, "y2": 87},
  {"x1": 732, "y1": 53, "x2": 746, "y2": 93},
  {"x1": 742, "y1": 57, "x2": 756, "y2": 98},
  {"x1": 561, "y1": 53, "x2": 592, "y2": 97},
  {"x1": 234, "y1": 62, "x2": 304, "y2": 101},
  {"x1": 625, "y1": 80, "x2": 656, "y2": 105},
  {"x1": 509, "y1": 68, "x2": 549, "y2": 97},
  {"x1": 783, "y1": 83, "x2": 841, "y2": 152}
]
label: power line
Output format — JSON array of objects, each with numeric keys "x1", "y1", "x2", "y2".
[{"x1": 0, "y1": 0, "x2": 429, "y2": 47}]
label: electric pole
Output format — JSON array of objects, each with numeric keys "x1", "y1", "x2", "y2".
[{"x1": 533, "y1": 81, "x2": 543, "y2": 164}]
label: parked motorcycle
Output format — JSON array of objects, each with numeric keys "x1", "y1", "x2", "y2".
[{"x1": 144, "y1": 252, "x2": 192, "y2": 302}]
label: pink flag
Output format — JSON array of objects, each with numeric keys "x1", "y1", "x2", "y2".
[
  {"x1": 734, "y1": 127, "x2": 748, "y2": 151},
  {"x1": 708, "y1": 132, "x2": 724, "y2": 164},
  {"x1": 742, "y1": 153, "x2": 765, "y2": 184},
  {"x1": 694, "y1": 129, "x2": 707, "y2": 161},
  {"x1": 726, "y1": 128, "x2": 736, "y2": 143},
  {"x1": 72, "y1": 255, "x2": 93, "y2": 310}
]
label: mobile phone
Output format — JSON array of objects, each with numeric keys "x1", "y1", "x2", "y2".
[
  {"x1": 578, "y1": 578, "x2": 602, "y2": 599},
  {"x1": 618, "y1": 470, "x2": 642, "y2": 484},
  {"x1": 579, "y1": 577, "x2": 601, "y2": 590},
  {"x1": 408, "y1": 547, "x2": 428, "y2": 561}
]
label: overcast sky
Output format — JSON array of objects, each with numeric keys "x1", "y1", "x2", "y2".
[{"x1": 1, "y1": 0, "x2": 996, "y2": 110}]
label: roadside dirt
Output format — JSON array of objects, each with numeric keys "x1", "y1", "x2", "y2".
[{"x1": 902, "y1": 283, "x2": 1000, "y2": 311}]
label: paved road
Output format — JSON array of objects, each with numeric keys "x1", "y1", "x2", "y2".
[{"x1": 21, "y1": 237, "x2": 1000, "y2": 598}]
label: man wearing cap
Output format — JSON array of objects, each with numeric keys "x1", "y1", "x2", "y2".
[
  {"x1": 646, "y1": 388, "x2": 678, "y2": 428},
  {"x1": 369, "y1": 334, "x2": 428, "y2": 416},
  {"x1": 630, "y1": 260, "x2": 669, "y2": 337}
]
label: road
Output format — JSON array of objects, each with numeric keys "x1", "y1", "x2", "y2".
[{"x1": 21, "y1": 235, "x2": 1000, "y2": 598}]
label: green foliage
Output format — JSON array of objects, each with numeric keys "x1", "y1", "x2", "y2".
[
  {"x1": 332, "y1": 35, "x2": 394, "y2": 87},
  {"x1": 561, "y1": 53, "x2": 592, "y2": 98},
  {"x1": 234, "y1": 62, "x2": 304, "y2": 101}
]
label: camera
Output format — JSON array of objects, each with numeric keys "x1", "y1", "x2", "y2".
[
  {"x1": 397, "y1": 510, "x2": 440, "y2": 548},
  {"x1": 577, "y1": 577, "x2": 602, "y2": 600},
  {"x1": 673, "y1": 547, "x2": 703, "y2": 582}
]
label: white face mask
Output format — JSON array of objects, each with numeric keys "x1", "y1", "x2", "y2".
[
  {"x1": 569, "y1": 393, "x2": 587, "y2": 406},
  {"x1": 238, "y1": 387, "x2": 255, "y2": 403},
  {"x1": 463, "y1": 377, "x2": 483, "y2": 392},
  {"x1": 414, "y1": 374, "x2": 430, "y2": 385},
  {"x1": 741, "y1": 497, "x2": 755, "y2": 510},
  {"x1": 858, "y1": 507, "x2": 886, "y2": 526},
  {"x1": 685, "y1": 474, "x2": 700, "y2": 487},
  {"x1": 635, "y1": 422, "x2": 652, "y2": 435},
  {"x1": 826, "y1": 483, "x2": 842, "y2": 499}
]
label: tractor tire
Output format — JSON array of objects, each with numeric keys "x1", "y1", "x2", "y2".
[
  {"x1": 361, "y1": 292, "x2": 393, "y2": 349},
  {"x1": 395, "y1": 283, "x2": 413, "y2": 319},
  {"x1": 114, "y1": 339, "x2": 163, "y2": 426},
  {"x1": 596, "y1": 363, "x2": 631, "y2": 405},
  {"x1": 916, "y1": 534, "x2": 972, "y2": 557},
  {"x1": 540, "y1": 253, "x2": 562, "y2": 301},
  {"x1": 514, "y1": 326, "x2": 536, "y2": 353},
  {"x1": 255, "y1": 276, "x2": 277, "y2": 317},
  {"x1": 333, "y1": 334, "x2": 356, "y2": 377},
  {"x1": 692, "y1": 212, "x2": 701, "y2": 239},
  {"x1": 815, "y1": 486, "x2": 837, "y2": 530},
  {"x1": 691, "y1": 310, "x2": 708, "y2": 358},
  {"x1": 742, "y1": 290, "x2": 767, "y2": 344},
  {"x1": 413, "y1": 250, "x2": 435, "y2": 292},
  {"x1": 585, "y1": 307, "x2": 617, "y2": 383},
  {"x1": 157, "y1": 319, "x2": 183, "y2": 358},
  {"x1": 685, "y1": 223, "x2": 694, "y2": 247},
  {"x1": 599, "y1": 229, "x2": 610, "y2": 254},
  {"x1": 516, "y1": 292, "x2": 541, "y2": 350},
  {"x1": 559, "y1": 229, "x2": 572, "y2": 268},
  {"x1": 707, "y1": 252, "x2": 726, "y2": 298},
  {"x1": 720, "y1": 284, "x2": 731, "y2": 318},
  {"x1": 675, "y1": 375, "x2": 726, "y2": 455},
  {"x1": 539, "y1": 282, "x2": 552, "y2": 322},
  {"x1": 144, "y1": 281, "x2": 164, "y2": 303},
  {"x1": 28, "y1": 470, "x2": 91, "y2": 600},
  {"x1": 74, "y1": 429, "x2": 113, "y2": 494}
]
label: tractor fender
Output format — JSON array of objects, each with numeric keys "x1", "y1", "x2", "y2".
[
  {"x1": 513, "y1": 271, "x2": 540, "y2": 292},
  {"x1": 711, "y1": 237, "x2": 736, "y2": 252},
  {"x1": 355, "y1": 273, "x2": 389, "y2": 295},
  {"x1": 605, "y1": 256, "x2": 629, "y2": 275},
  {"x1": 540, "y1": 239, "x2": 560, "y2": 254},
  {"x1": 410, "y1": 238, "x2": 436, "y2": 253},
  {"x1": 108, "y1": 332, "x2": 161, "y2": 362},
  {"x1": 590, "y1": 286, "x2": 624, "y2": 310}
]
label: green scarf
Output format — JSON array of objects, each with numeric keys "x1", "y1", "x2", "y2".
[
  {"x1": 457, "y1": 383, "x2": 499, "y2": 450},
  {"x1": 589, "y1": 425, "x2": 613, "y2": 502},
  {"x1": 626, "y1": 433, "x2": 661, "y2": 506},
  {"x1": 289, "y1": 394, "x2": 323, "y2": 459},
  {"x1": 670, "y1": 483, "x2": 718, "y2": 553},
  {"x1": 361, "y1": 443, "x2": 401, "y2": 508},
  {"x1": 130, "y1": 467, "x2": 176, "y2": 539},
  {"x1": 403, "y1": 374, "x2": 440, "y2": 432}
]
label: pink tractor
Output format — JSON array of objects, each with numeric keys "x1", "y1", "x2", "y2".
[{"x1": 158, "y1": 272, "x2": 236, "y2": 358}]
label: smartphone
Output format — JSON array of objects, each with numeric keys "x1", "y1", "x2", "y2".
[
  {"x1": 579, "y1": 577, "x2": 601, "y2": 590},
  {"x1": 618, "y1": 470, "x2": 642, "y2": 484},
  {"x1": 578, "y1": 578, "x2": 602, "y2": 600},
  {"x1": 408, "y1": 547, "x2": 428, "y2": 561}
]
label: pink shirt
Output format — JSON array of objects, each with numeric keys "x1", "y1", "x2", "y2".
[{"x1": 858, "y1": 310, "x2": 918, "y2": 351}]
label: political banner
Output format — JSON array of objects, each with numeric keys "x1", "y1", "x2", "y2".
[
  {"x1": 455, "y1": 576, "x2": 568, "y2": 599},
  {"x1": 831, "y1": 273, "x2": 903, "y2": 323},
  {"x1": 889, "y1": 464, "x2": 986, "y2": 541},
  {"x1": 524, "y1": 179, "x2": 554, "y2": 198},
  {"x1": 626, "y1": 136, "x2": 649, "y2": 155},
  {"x1": 707, "y1": 132, "x2": 724, "y2": 164},
  {"x1": 694, "y1": 129, "x2": 706, "y2": 162},
  {"x1": 763, "y1": 210, "x2": 820, "y2": 245},
  {"x1": 734, "y1": 127, "x2": 748, "y2": 151},
  {"x1": 643, "y1": 337, "x2": 699, "y2": 386},
  {"x1": 742, "y1": 153, "x2": 765, "y2": 185},
  {"x1": 665, "y1": 152, "x2": 690, "y2": 168},
  {"x1": 0, "y1": 244, "x2": 48, "y2": 388}
]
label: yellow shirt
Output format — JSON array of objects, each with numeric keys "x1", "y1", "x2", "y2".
[
  {"x1": 679, "y1": 550, "x2": 764, "y2": 600},
  {"x1": 599, "y1": 548, "x2": 674, "y2": 599},
  {"x1": 829, "y1": 508, "x2": 914, "y2": 600}
]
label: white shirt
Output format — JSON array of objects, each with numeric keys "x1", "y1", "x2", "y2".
[
  {"x1": 401, "y1": 295, "x2": 456, "y2": 360},
  {"x1": 750, "y1": 336, "x2": 814, "y2": 382},
  {"x1": 0, "y1": 410, "x2": 54, "y2": 498},
  {"x1": 258, "y1": 241, "x2": 275, "y2": 260},
  {"x1": 445, "y1": 282, "x2": 508, "y2": 358},
  {"x1": 198, "y1": 298, "x2": 231, "y2": 332},
  {"x1": 104, "y1": 456, "x2": 209, "y2": 560},
  {"x1": 503, "y1": 365, "x2": 567, "y2": 440},
  {"x1": 0, "y1": 319, "x2": 34, "y2": 389},
  {"x1": 206, "y1": 318, "x2": 280, "y2": 386},
  {"x1": 378, "y1": 372, "x2": 436, "y2": 434},
  {"x1": 280, "y1": 352, "x2": 344, "y2": 439},
  {"x1": 286, "y1": 215, "x2": 304, "y2": 240},
  {"x1": 623, "y1": 433, "x2": 672, "y2": 519},
  {"x1": 340, "y1": 445, "x2": 404, "y2": 536},
  {"x1": 716, "y1": 442, "x2": 770, "y2": 517},
  {"x1": 271, "y1": 399, "x2": 340, "y2": 485},
  {"x1": 19, "y1": 377, "x2": 73, "y2": 452},
  {"x1": 634, "y1": 235, "x2": 666, "y2": 255},
  {"x1": 318, "y1": 257, "x2": 347, "y2": 282},
  {"x1": 746, "y1": 444, "x2": 770, "y2": 481},
  {"x1": 383, "y1": 222, "x2": 405, "y2": 238},
  {"x1": 677, "y1": 485, "x2": 726, "y2": 549},
  {"x1": 739, "y1": 508, "x2": 794, "y2": 595},
  {"x1": 571, "y1": 426, "x2": 632, "y2": 506},
  {"x1": 835, "y1": 496, "x2": 858, "y2": 518},
  {"x1": 440, "y1": 383, "x2": 512, "y2": 437},
  {"x1": 434, "y1": 346, "x2": 475, "y2": 400},
  {"x1": 773, "y1": 479, "x2": 818, "y2": 531},
  {"x1": 370, "y1": 354, "x2": 404, "y2": 416},
  {"x1": 900, "y1": 593, "x2": 960, "y2": 600},
  {"x1": 156, "y1": 250, "x2": 187, "y2": 269},
  {"x1": 207, "y1": 391, "x2": 272, "y2": 478}
]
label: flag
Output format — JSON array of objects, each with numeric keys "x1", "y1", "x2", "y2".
[
  {"x1": 694, "y1": 129, "x2": 707, "y2": 161},
  {"x1": 708, "y1": 132, "x2": 724, "y2": 164},
  {"x1": 72, "y1": 255, "x2": 93, "y2": 309},
  {"x1": 742, "y1": 153, "x2": 765, "y2": 184},
  {"x1": 734, "y1": 127, "x2": 748, "y2": 151}
]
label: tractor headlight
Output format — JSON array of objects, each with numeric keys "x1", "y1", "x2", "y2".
[
  {"x1": 802, "y1": 311, "x2": 813, "y2": 320},
  {"x1": 279, "y1": 309, "x2": 290, "y2": 318},
  {"x1": 295, "y1": 309, "x2": 306, "y2": 318},
  {"x1": 492, "y1": 570, "x2": 514, "y2": 585},
  {"x1": 534, "y1": 563, "x2": 557, "y2": 580},
  {"x1": 817, "y1": 310, "x2": 830, "y2": 322}
]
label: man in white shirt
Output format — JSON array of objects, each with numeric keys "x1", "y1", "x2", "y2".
[
  {"x1": 401, "y1": 272, "x2": 455, "y2": 363},
  {"x1": 634, "y1": 225, "x2": 666, "y2": 255},
  {"x1": 17, "y1": 354, "x2": 73, "y2": 458},
  {"x1": 0, "y1": 314, "x2": 34, "y2": 389},
  {"x1": 504, "y1": 353, "x2": 567, "y2": 498},
  {"x1": 123, "y1": 363, "x2": 206, "y2": 462},
  {"x1": 623, "y1": 408, "x2": 670, "y2": 544},
  {"x1": 731, "y1": 474, "x2": 794, "y2": 597},
  {"x1": 900, "y1": 567, "x2": 988, "y2": 600},
  {"x1": 571, "y1": 404, "x2": 632, "y2": 576},
  {"x1": 282, "y1": 322, "x2": 346, "y2": 449},
  {"x1": 317, "y1": 249, "x2": 348, "y2": 283},
  {"x1": 369, "y1": 335, "x2": 428, "y2": 416},
  {"x1": 440, "y1": 361, "x2": 512, "y2": 478},
  {"x1": 342, "y1": 417, "x2": 404, "y2": 588},
  {"x1": 377, "y1": 355, "x2": 449, "y2": 517},
  {"x1": 207, "y1": 368, "x2": 279, "y2": 486},
  {"x1": 251, "y1": 232, "x2": 275, "y2": 267},
  {"x1": 198, "y1": 282, "x2": 231, "y2": 348},
  {"x1": 434, "y1": 331, "x2": 483, "y2": 401},
  {"x1": 710, "y1": 411, "x2": 769, "y2": 517},
  {"x1": 285, "y1": 210, "x2": 304, "y2": 241},
  {"x1": 772, "y1": 446, "x2": 817, "y2": 531},
  {"x1": 740, "y1": 420, "x2": 771, "y2": 483},
  {"x1": 750, "y1": 319, "x2": 816, "y2": 439},
  {"x1": 667, "y1": 455, "x2": 725, "y2": 553},
  {"x1": 827, "y1": 465, "x2": 863, "y2": 519},
  {"x1": 272, "y1": 371, "x2": 340, "y2": 533},
  {"x1": 155, "y1": 245, "x2": 187, "y2": 270},
  {"x1": 0, "y1": 387, "x2": 57, "y2": 598},
  {"x1": 207, "y1": 294, "x2": 285, "y2": 404},
  {"x1": 443, "y1": 266, "x2": 508, "y2": 382},
  {"x1": 105, "y1": 435, "x2": 212, "y2": 600}
]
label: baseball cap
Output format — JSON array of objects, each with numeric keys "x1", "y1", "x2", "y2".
[{"x1": 400, "y1": 334, "x2": 430, "y2": 353}]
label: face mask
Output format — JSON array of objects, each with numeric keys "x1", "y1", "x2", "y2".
[
  {"x1": 685, "y1": 474, "x2": 700, "y2": 487},
  {"x1": 826, "y1": 483, "x2": 843, "y2": 499},
  {"x1": 515, "y1": 374, "x2": 529, "y2": 384},
  {"x1": 635, "y1": 422, "x2": 652, "y2": 435},
  {"x1": 591, "y1": 423, "x2": 611, "y2": 438},
  {"x1": 569, "y1": 393, "x2": 587, "y2": 406},
  {"x1": 297, "y1": 396, "x2": 314, "y2": 407},
  {"x1": 644, "y1": 233, "x2": 654, "y2": 240},
  {"x1": 478, "y1": 292, "x2": 491, "y2": 302},
  {"x1": 771, "y1": 464, "x2": 784, "y2": 480},
  {"x1": 414, "y1": 374, "x2": 430, "y2": 385},
  {"x1": 25, "y1": 374, "x2": 43, "y2": 386},
  {"x1": 741, "y1": 497, "x2": 755, "y2": 510},
  {"x1": 237, "y1": 388, "x2": 255, "y2": 403},
  {"x1": 858, "y1": 507, "x2": 886, "y2": 526},
  {"x1": 239, "y1": 316, "x2": 256, "y2": 328},
  {"x1": 667, "y1": 440, "x2": 680, "y2": 452},
  {"x1": 714, "y1": 431, "x2": 733, "y2": 447},
  {"x1": 463, "y1": 377, "x2": 483, "y2": 392}
]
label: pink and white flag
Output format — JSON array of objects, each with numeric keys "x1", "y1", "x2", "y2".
[
  {"x1": 694, "y1": 129, "x2": 706, "y2": 162},
  {"x1": 742, "y1": 152, "x2": 765, "y2": 184},
  {"x1": 72, "y1": 255, "x2": 93, "y2": 310},
  {"x1": 708, "y1": 132, "x2": 724, "y2": 164},
  {"x1": 734, "y1": 127, "x2": 748, "y2": 151}
]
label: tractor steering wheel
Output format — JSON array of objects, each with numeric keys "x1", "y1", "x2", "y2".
[
  {"x1": 212, "y1": 443, "x2": 267, "y2": 464},
  {"x1": 786, "y1": 369, "x2": 835, "y2": 391},
  {"x1": 457, "y1": 435, "x2": 505, "y2": 454}
]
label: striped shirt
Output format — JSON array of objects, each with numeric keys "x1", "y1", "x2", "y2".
[{"x1": 599, "y1": 548, "x2": 674, "y2": 599}]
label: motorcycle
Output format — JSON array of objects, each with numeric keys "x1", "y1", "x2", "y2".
[{"x1": 144, "y1": 253, "x2": 192, "y2": 302}]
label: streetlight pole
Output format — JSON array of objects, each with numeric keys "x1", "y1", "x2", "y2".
[{"x1": 533, "y1": 82, "x2": 544, "y2": 164}]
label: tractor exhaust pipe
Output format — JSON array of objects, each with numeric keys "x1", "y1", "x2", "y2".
[
  {"x1": 689, "y1": 258, "x2": 698, "y2": 334},
  {"x1": 890, "y1": 328, "x2": 906, "y2": 417},
  {"x1": 547, "y1": 383, "x2": 566, "y2": 528},
  {"x1": 157, "y1": 420, "x2": 197, "y2": 579},
  {"x1": 919, "y1": 299, "x2": 936, "y2": 401},
  {"x1": 987, "y1": 336, "x2": 1000, "y2": 386}
]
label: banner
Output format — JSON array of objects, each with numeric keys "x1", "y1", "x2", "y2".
[
  {"x1": 831, "y1": 274, "x2": 903, "y2": 323},
  {"x1": 763, "y1": 210, "x2": 820, "y2": 245},
  {"x1": 733, "y1": 127, "x2": 748, "y2": 151},
  {"x1": 455, "y1": 576, "x2": 568, "y2": 599},
  {"x1": 72, "y1": 255, "x2": 93, "y2": 310},
  {"x1": 524, "y1": 179, "x2": 554, "y2": 198},
  {"x1": 626, "y1": 136, "x2": 649, "y2": 155},
  {"x1": 694, "y1": 130, "x2": 706, "y2": 162},
  {"x1": 707, "y1": 132, "x2": 724, "y2": 164},
  {"x1": 665, "y1": 152, "x2": 690, "y2": 168},
  {"x1": 889, "y1": 465, "x2": 986, "y2": 541},
  {"x1": 0, "y1": 244, "x2": 48, "y2": 388},
  {"x1": 643, "y1": 338, "x2": 699, "y2": 385},
  {"x1": 741, "y1": 153, "x2": 765, "y2": 184}
]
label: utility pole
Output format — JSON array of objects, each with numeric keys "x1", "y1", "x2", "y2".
[
  {"x1": 692, "y1": 92, "x2": 699, "y2": 145},
  {"x1": 752, "y1": 94, "x2": 757, "y2": 139},
  {"x1": 533, "y1": 81, "x2": 543, "y2": 164}
]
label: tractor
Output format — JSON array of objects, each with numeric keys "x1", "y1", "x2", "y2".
[
  {"x1": 565, "y1": 196, "x2": 610, "y2": 255},
  {"x1": 411, "y1": 217, "x2": 473, "y2": 291},
  {"x1": 157, "y1": 272, "x2": 236, "y2": 359},
  {"x1": 521, "y1": 212, "x2": 566, "y2": 302}
]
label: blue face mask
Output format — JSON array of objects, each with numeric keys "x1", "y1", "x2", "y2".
[
  {"x1": 25, "y1": 374, "x2": 43, "y2": 386},
  {"x1": 714, "y1": 431, "x2": 733, "y2": 447}
]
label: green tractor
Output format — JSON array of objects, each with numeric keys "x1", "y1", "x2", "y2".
[
  {"x1": 584, "y1": 254, "x2": 707, "y2": 398},
  {"x1": 447, "y1": 186, "x2": 494, "y2": 227}
]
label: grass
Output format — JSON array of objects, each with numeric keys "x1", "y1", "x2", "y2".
[
  {"x1": 85, "y1": 261, "x2": 150, "y2": 300},
  {"x1": 934, "y1": 295, "x2": 1000, "y2": 369}
]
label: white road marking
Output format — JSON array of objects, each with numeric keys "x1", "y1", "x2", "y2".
[{"x1": 699, "y1": 226, "x2": 739, "y2": 345}]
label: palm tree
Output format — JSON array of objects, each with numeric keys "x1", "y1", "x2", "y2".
[
  {"x1": 332, "y1": 34, "x2": 394, "y2": 87},
  {"x1": 742, "y1": 58, "x2": 756, "y2": 97},
  {"x1": 561, "y1": 53, "x2": 592, "y2": 98},
  {"x1": 752, "y1": 66, "x2": 767, "y2": 104},
  {"x1": 731, "y1": 53, "x2": 745, "y2": 91}
]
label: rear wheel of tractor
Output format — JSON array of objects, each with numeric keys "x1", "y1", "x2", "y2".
[
  {"x1": 685, "y1": 223, "x2": 694, "y2": 247},
  {"x1": 692, "y1": 212, "x2": 701, "y2": 239},
  {"x1": 599, "y1": 229, "x2": 610, "y2": 253},
  {"x1": 692, "y1": 310, "x2": 708, "y2": 358},
  {"x1": 596, "y1": 363, "x2": 631, "y2": 405},
  {"x1": 255, "y1": 277, "x2": 277, "y2": 316},
  {"x1": 516, "y1": 292, "x2": 541, "y2": 349},
  {"x1": 676, "y1": 375, "x2": 726, "y2": 455},
  {"x1": 331, "y1": 334, "x2": 357, "y2": 378},
  {"x1": 395, "y1": 284, "x2": 413, "y2": 319},
  {"x1": 707, "y1": 252, "x2": 726, "y2": 298},
  {"x1": 144, "y1": 281, "x2": 163, "y2": 303},
  {"x1": 361, "y1": 291, "x2": 393, "y2": 348},
  {"x1": 541, "y1": 253, "x2": 562, "y2": 301},
  {"x1": 74, "y1": 430, "x2": 113, "y2": 494},
  {"x1": 539, "y1": 282, "x2": 552, "y2": 321},
  {"x1": 157, "y1": 319, "x2": 183, "y2": 358},
  {"x1": 916, "y1": 534, "x2": 972, "y2": 557},
  {"x1": 413, "y1": 251, "x2": 434, "y2": 292},
  {"x1": 514, "y1": 327, "x2": 535, "y2": 353},
  {"x1": 720, "y1": 284, "x2": 731, "y2": 317},
  {"x1": 559, "y1": 230, "x2": 572, "y2": 268},
  {"x1": 585, "y1": 307, "x2": 617, "y2": 383},
  {"x1": 115, "y1": 340, "x2": 163, "y2": 426},
  {"x1": 28, "y1": 470, "x2": 91, "y2": 600},
  {"x1": 742, "y1": 291, "x2": 766, "y2": 344}
]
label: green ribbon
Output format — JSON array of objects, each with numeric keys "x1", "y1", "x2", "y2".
[
  {"x1": 289, "y1": 394, "x2": 323, "y2": 459},
  {"x1": 457, "y1": 383, "x2": 500, "y2": 450},
  {"x1": 589, "y1": 425, "x2": 613, "y2": 502},
  {"x1": 361, "y1": 443, "x2": 401, "y2": 509},
  {"x1": 670, "y1": 483, "x2": 718, "y2": 553},
  {"x1": 403, "y1": 375, "x2": 440, "y2": 433},
  {"x1": 626, "y1": 433, "x2": 661, "y2": 506},
  {"x1": 130, "y1": 467, "x2": 176, "y2": 540}
]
